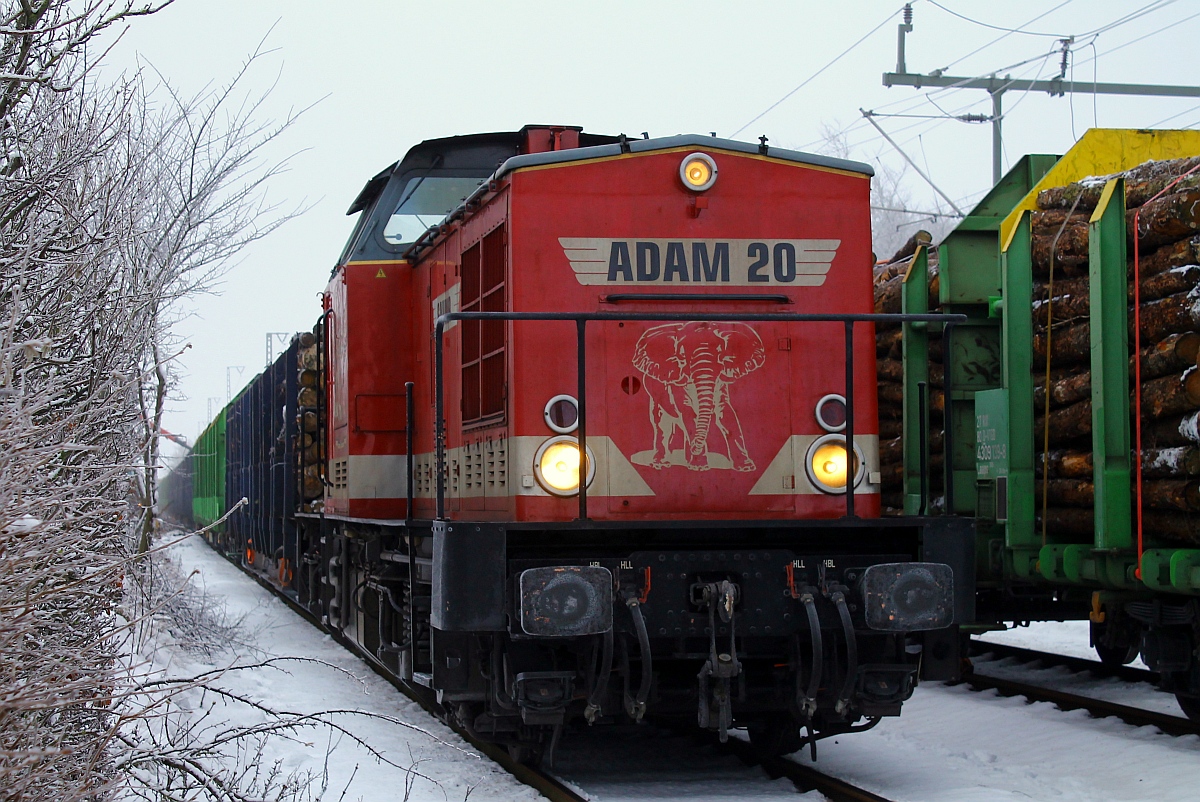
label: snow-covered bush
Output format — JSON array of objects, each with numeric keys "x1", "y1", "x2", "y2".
[{"x1": 0, "y1": 3, "x2": 299, "y2": 799}]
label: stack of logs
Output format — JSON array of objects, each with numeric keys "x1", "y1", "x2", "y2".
[
  {"x1": 296, "y1": 323, "x2": 325, "y2": 511},
  {"x1": 1031, "y1": 154, "x2": 1200, "y2": 544},
  {"x1": 874, "y1": 230, "x2": 945, "y2": 515},
  {"x1": 873, "y1": 156, "x2": 1200, "y2": 541}
]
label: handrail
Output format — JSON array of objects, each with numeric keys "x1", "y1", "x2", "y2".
[
  {"x1": 602, "y1": 293, "x2": 791, "y2": 304},
  {"x1": 432, "y1": 310, "x2": 966, "y2": 521}
]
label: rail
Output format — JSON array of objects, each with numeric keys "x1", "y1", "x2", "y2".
[{"x1": 432, "y1": 310, "x2": 966, "y2": 521}]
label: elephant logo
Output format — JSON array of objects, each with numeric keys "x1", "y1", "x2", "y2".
[{"x1": 630, "y1": 322, "x2": 766, "y2": 472}]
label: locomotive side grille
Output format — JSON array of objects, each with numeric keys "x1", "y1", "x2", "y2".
[
  {"x1": 461, "y1": 224, "x2": 507, "y2": 427},
  {"x1": 414, "y1": 453, "x2": 434, "y2": 498},
  {"x1": 486, "y1": 437, "x2": 506, "y2": 495},
  {"x1": 331, "y1": 458, "x2": 348, "y2": 491},
  {"x1": 464, "y1": 440, "x2": 483, "y2": 491}
]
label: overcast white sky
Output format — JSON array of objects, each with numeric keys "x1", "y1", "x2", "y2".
[{"x1": 99, "y1": 0, "x2": 1200, "y2": 450}]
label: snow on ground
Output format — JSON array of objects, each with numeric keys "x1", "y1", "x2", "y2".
[
  {"x1": 976, "y1": 620, "x2": 1192, "y2": 715},
  {"x1": 973, "y1": 622, "x2": 1185, "y2": 717},
  {"x1": 978, "y1": 619, "x2": 1149, "y2": 668},
  {"x1": 788, "y1": 621, "x2": 1199, "y2": 801},
  {"x1": 153, "y1": 540, "x2": 1200, "y2": 802},
  {"x1": 783, "y1": 681, "x2": 1200, "y2": 802},
  {"x1": 149, "y1": 535, "x2": 542, "y2": 802}
]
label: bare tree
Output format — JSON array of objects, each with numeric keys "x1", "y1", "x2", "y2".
[
  {"x1": 126, "y1": 46, "x2": 305, "y2": 554},
  {"x1": 0, "y1": 4, "x2": 306, "y2": 799}
]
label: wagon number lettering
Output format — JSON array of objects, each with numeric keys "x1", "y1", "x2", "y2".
[{"x1": 620, "y1": 560, "x2": 633, "y2": 570}]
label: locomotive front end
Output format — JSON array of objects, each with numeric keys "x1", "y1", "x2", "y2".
[
  {"x1": 416, "y1": 131, "x2": 972, "y2": 760},
  {"x1": 280, "y1": 126, "x2": 972, "y2": 767}
]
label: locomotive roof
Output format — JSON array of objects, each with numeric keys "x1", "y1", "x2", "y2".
[
  {"x1": 348, "y1": 130, "x2": 873, "y2": 217},
  {"x1": 342, "y1": 128, "x2": 874, "y2": 263},
  {"x1": 346, "y1": 129, "x2": 621, "y2": 215},
  {"x1": 489, "y1": 134, "x2": 874, "y2": 181}
]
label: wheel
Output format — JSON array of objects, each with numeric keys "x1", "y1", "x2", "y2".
[
  {"x1": 506, "y1": 742, "x2": 543, "y2": 766},
  {"x1": 1090, "y1": 620, "x2": 1138, "y2": 666},
  {"x1": 1094, "y1": 641, "x2": 1139, "y2": 666},
  {"x1": 1175, "y1": 692, "x2": 1200, "y2": 721},
  {"x1": 747, "y1": 716, "x2": 804, "y2": 756}
]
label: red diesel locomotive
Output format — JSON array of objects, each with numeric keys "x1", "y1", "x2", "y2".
[{"x1": 268, "y1": 126, "x2": 971, "y2": 763}]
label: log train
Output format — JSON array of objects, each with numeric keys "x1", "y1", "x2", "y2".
[
  {"x1": 871, "y1": 128, "x2": 1200, "y2": 718},
  {"x1": 161, "y1": 125, "x2": 971, "y2": 764},
  {"x1": 159, "y1": 123, "x2": 1200, "y2": 753},
  {"x1": 160, "y1": 124, "x2": 1200, "y2": 762}
]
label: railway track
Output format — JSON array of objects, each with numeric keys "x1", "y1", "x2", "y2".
[
  {"x1": 215, "y1": 544, "x2": 899, "y2": 802},
  {"x1": 709, "y1": 734, "x2": 897, "y2": 802},
  {"x1": 967, "y1": 638, "x2": 1200, "y2": 737},
  {"x1": 548, "y1": 722, "x2": 898, "y2": 802}
]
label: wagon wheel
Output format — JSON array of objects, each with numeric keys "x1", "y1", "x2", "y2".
[
  {"x1": 1089, "y1": 620, "x2": 1138, "y2": 666},
  {"x1": 1174, "y1": 649, "x2": 1200, "y2": 722},
  {"x1": 1093, "y1": 641, "x2": 1139, "y2": 666},
  {"x1": 1175, "y1": 692, "x2": 1200, "y2": 722}
]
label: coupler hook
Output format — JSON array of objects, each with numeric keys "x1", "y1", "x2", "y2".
[{"x1": 696, "y1": 579, "x2": 741, "y2": 742}]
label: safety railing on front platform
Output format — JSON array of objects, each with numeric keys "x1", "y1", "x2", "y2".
[{"x1": 432, "y1": 311, "x2": 966, "y2": 521}]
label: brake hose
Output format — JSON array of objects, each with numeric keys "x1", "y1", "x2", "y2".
[
  {"x1": 584, "y1": 627, "x2": 614, "y2": 724},
  {"x1": 799, "y1": 593, "x2": 822, "y2": 716},
  {"x1": 833, "y1": 591, "x2": 858, "y2": 715},
  {"x1": 625, "y1": 594, "x2": 652, "y2": 720}
]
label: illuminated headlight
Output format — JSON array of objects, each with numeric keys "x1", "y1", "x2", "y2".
[
  {"x1": 805, "y1": 433, "x2": 865, "y2": 494},
  {"x1": 520, "y1": 565, "x2": 613, "y2": 636},
  {"x1": 534, "y1": 436, "x2": 596, "y2": 496},
  {"x1": 679, "y1": 152, "x2": 717, "y2": 192}
]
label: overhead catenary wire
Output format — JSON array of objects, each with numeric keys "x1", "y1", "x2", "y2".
[
  {"x1": 925, "y1": 0, "x2": 1071, "y2": 38},
  {"x1": 804, "y1": 0, "x2": 1192, "y2": 157},
  {"x1": 1072, "y1": 7, "x2": 1200, "y2": 66},
  {"x1": 793, "y1": 0, "x2": 1198, "y2": 232},
  {"x1": 860, "y1": 109, "x2": 965, "y2": 216},
  {"x1": 813, "y1": 42, "x2": 1072, "y2": 154},
  {"x1": 729, "y1": 5, "x2": 904, "y2": 138},
  {"x1": 871, "y1": 205, "x2": 961, "y2": 220},
  {"x1": 1153, "y1": 102, "x2": 1200, "y2": 127},
  {"x1": 1076, "y1": 0, "x2": 1179, "y2": 38},
  {"x1": 935, "y1": 0, "x2": 1075, "y2": 74}
]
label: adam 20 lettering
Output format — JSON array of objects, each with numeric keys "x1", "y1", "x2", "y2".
[{"x1": 608, "y1": 241, "x2": 805, "y2": 283}]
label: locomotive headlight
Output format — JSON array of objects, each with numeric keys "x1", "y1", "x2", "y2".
[
  {"x1": 520, "y1": 566, "x2": 613, "y2": 636},
  {"x1": 680, "y1": 152, "x2": 717, "y2": 192},
  {"x1": 861, "y1": 562, "x2": 954, "y2": 631},
  {"x1": 805, "y1": 434, "x2": 866, "y2": 494},
  {"x1": 534, "y1": 436, "x2": 596, "y2": 496}
]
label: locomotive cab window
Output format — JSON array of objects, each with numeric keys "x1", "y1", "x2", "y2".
[{"x1": 383, "y1": 175, "x2": 485, "y2": 245}]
